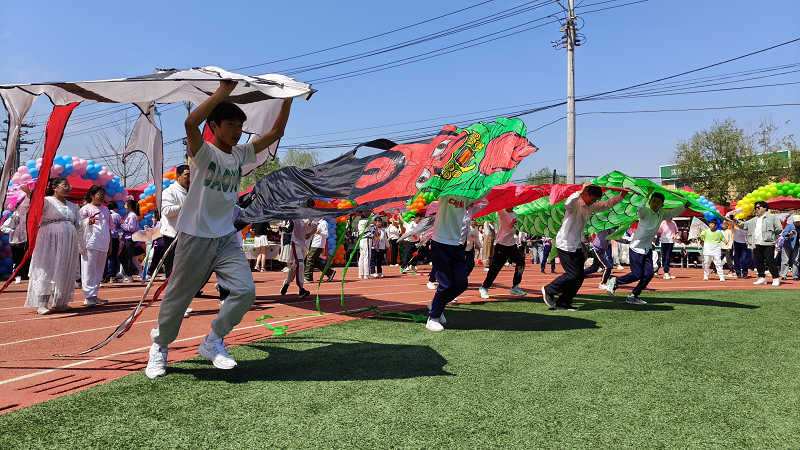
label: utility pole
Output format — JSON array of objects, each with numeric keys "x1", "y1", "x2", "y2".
[
  {"x1": 1, "y1": 120, "x2": 36, "y2": 169},
  {"x1": 553, "y1": 1, "x2": 583, "y2": 184},
  {"x1": 565, "y1": 0, "x2": 576, "y2": 184}
]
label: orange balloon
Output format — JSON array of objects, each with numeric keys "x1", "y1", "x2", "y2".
[{"x1": 147, "y1": 202, "x2": 155, "y2": 210}]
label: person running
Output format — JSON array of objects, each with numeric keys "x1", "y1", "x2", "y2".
[
  {"x1": 727, "y1": 201, "x2": 783, "y2": 286},
  {"x1": 146, "y1": 81, "x2": 293, "y2": 379},
  {"x1": 425, "y1": 194, "x2": 480, "y2": 331},
  {"x1": 658, "y1": 218, "x2": 678, "y2": 279},
  {"x1": 542, "y1": 184, "x2": 627, "y2": 310},
  {"x1": 583, "y1": 229, "x2": 614, "y2": 289},
  {"x1": 159, "y1": 164, "x2": 189, "y2": 278},
  {"x1": 478, "y1": 207, "x2": 528, "y2": 299},
  {"x1": 305, "y1": 218, "x2": 335, "y2": 283},
  {"x1": 607, "y1": 187, "x2": 688, "y2": 305},
  {"x1": 699, "y1": 219, "x2": 726, "y2": 282}
]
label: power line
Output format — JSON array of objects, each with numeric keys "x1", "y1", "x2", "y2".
[{"x1": 233, "y1": 0, "x2": 496, "y2": 72}]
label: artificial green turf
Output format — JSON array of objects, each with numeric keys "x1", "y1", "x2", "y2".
[{"x1": 2, "y1": 289, "x2": 800, "y2": 449}]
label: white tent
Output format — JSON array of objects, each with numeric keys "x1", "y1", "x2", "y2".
[{"x1": 0, "y1": 66, "x2": 315, "y2": 207}]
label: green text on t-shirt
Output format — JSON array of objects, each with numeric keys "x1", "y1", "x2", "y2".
[{"x1": 204, "y1": 161, "x2": 242, "y2": 193}]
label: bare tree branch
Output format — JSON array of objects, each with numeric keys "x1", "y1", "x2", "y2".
[{"x1": 85, "y1": 111, "x2": 149, "y2": 188}]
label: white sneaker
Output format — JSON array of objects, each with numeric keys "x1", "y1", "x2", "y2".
[
  {"x1": 772, "y1": 279, "x2": 780, "y2": 287},
  {"x1": 83, "y1": 298, "x2": 97, "y2": 307},
  {"x1": 145, "y1": 344, "x2": 168, "y2": 379},
  {"x1": 184, "y1": 308, "x2": 194, "y2": 318},
  {"x1": 484, "y1": 267, "x2": 490, "y2": 272},
  {"x1": 719, "y1": 277, "x2": 725, "y2": 282},
  {"x1": 378, "y1": 273, "x2": 384, "y2": 278},
  {"x1": 703, "y1": 276, "x2": 709, "y2": 281},
  {"x1": 478, "y1": 286, "x2": 490, "y2": 299},
  {"x1": 425, "y1": 317, "x2": 444, "y2": 332},
  {"x1": 427, "y1": 281, "x2": 437, "y2": 290},
  {"x1": 412, "y1": 266, "x2": 418, "y2": 272},
  {"x1": 14, "y1": 276, "x2": 21, "y2": 284},
  {"x1": 598, "y1": 283, "x2": 607, "y2": 290},
  {"x1": 122, "y1": 277, "x2": 133, "y2": 283},
  {"x1": 753, "y1": 277, "x2": 767, "y2": 285},
  {"x1": 371, "y1": 273, "x2": 379, "y2": 278},
  {"x1": 617, "y1": 265, "x2": 623, "y2": 270},
  {"x1": 198, "y1": 336, "x2": 237, "y2": 369},
  {"x1": 509, "y1": 285, "x2": 527, "y2": 296},
  {"x1": 450, "y1": 298, "x2": 458, "y2": 304},
  {"x1": 425, "y1": 301, "x2": 446, "y2": 323},
  {"x1": 281, "y1": 267, "x2": 289, "y2": 273}
]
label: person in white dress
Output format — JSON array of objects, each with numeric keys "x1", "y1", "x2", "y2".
[
  {"x1": 24, "y1": 178, "x2": 82, "y2": 315},
  {"x1": 357, "y1": 213, "x2": 372, "y2": 279}
]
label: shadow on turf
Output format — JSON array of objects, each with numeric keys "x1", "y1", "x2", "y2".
[
  {"x1": 373, "y1": 302, "x2": 600, "y2": 332},
  {"x1": 172, "y1": 340, "x2": 452, "y2": 382},
  {"x1": 573, "y1": 294, "x2": 759, "y2": 310}
]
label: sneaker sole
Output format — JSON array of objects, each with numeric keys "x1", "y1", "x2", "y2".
[
  {"x1": 541, "y1": 287, "x2": 555, "y2": 308},
  {"x1": 145, "y1": 368, "x2": 167, "y2": 379}
]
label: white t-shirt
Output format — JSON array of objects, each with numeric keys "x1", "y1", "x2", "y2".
[
  {"x1": 311, "y1": 219, "x2": 328, "y2": 248},
  {"x1": 404, "y1": 220, "x2": 419, "y2": 242},
  {"x1": 176, "y1": 141, "x2": 256, "y2": 238},
  {"x1": 79, "y1": 204, "x2": 112, "y2": 252},
  {"x1": 495, "y1": 210, "x2": 518, "y2": 247},
  {"x1": 432, "y1": 195, "x2": 470, "y2": 246}
]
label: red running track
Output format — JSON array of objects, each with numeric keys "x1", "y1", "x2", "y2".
[{"x1": 0, "y1": 265, "x2": 794, "y2": 413}]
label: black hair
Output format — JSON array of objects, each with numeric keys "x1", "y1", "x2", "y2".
[
  {"x1": 305, "y1": 198, "x2": 316, "y2": 208},
  {"x1": 651, "y1": 192, "x2": 665, "y2": 202},
  {"x1": 415, "y1": 212, "x2": 424, "y2": 218},
  {"x1": 83, "y1": 185, "x2": 106, "y2": 204},
  {"x1": 206, "y1": 101, "x2": 247, "y2": 133},
  {"x1": 709, "y1": 219, "x2": 719, "y2": 226},
  {"x1": 176, "y1": 164, "x2": 190, "y2": 177},
  {"x1": 152, "y1": 209, "x2": 161, "y2": 222},
  {"x1": 125, "y1": 199, "x2": 140, "y2": 216},
  {"x1": 108, "y1": 202, "x2": 118, "y2": 211},
  {"x1": 361, "y1": 212, "x2": 370, "y2": 219},
  {"x1": 754, "y1": 201, "x2": 769, "y2": 210},
  {"x1": 586, "y1": 185, "x2": 602, "y2": 198},
  {"x1": 45, "y1": 178, "x2": 69, "y2": 197}
]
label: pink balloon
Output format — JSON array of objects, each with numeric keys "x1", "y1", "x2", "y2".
[
  {"x1": 21, "y1": 174, "x2": 32, "y2": 182},
  {"x1": 52, "y1": 164, "x2": 63, "y2": 173},
  {"x1": 11, "y1": 175, "x2": 21, "y2": 184},
  {"x1": 78, "y1": 168, "x2": 87, "y2": 176},
  {"x1": 36, "y1": 158, "x2": 43, "y2": 164},
  {"x1": 126, "y1": 195, "x2": 134, "y2": 201},
  {"x1": 36, "y1": 163, "x2": 42, "y2": 171},
  {"x1": 17, "y1": 166, "x2": 28, "y2": 174}
]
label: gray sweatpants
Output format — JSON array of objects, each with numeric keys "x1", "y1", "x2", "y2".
[{"x1": 150, "y1": 231, "x2": 255, "y2": 347}]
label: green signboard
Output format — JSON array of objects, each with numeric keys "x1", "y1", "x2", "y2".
[{"x1": 659, "y1": 151, "x2": 789, "y2": 180}]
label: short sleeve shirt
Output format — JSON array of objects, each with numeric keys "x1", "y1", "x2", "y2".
[{"x1": 176, "y1": 141, "x2": 256, "y2": 238}]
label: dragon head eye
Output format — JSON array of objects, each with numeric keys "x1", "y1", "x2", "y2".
[
  {"x1": 432, "y1": 139, "x2": 452, "y2": 159},
  {"x1": 415, "y1": 167, "x2": 432, "y2": 189}
]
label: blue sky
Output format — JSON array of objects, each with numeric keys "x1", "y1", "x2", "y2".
[{"x1": 1, "y1": 0, "x2": 798, "y2": 185}]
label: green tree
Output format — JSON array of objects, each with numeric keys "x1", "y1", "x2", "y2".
[
  {"x1": 524, "y1": 166, "x2": 565, "y2": 185},
  {"x1": 672, "y1": 118, "x2": 788, "y2": 205},
  {"x1": 240, "y1": 148, "x2": 322, "y2": 192}
]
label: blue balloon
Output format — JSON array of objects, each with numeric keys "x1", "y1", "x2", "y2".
[
  {"x1": 3, "y1": 257, "x2": 11, "y2": 266},
  {"x1": 139, "y1": 194, "x2": 146, "y2": 200},
  {"x1": 86, "y1": 165, "x2": 96, "y2": 174},
  {"x1": 29, "y1": 169, "x2": 39, "y2": 178},
  {"x1": 53, "y1": 156, "x2": 63, "y2": 166},
  {"x1": 25, "y1": 160, "x2": 36, "y2": 169},
  {"x1": 91, "y1": 172, "x2": 99, "y2": 180},
  {"x1": 0, "y1": 267, "x2": 7, "y2": 275},
  {"x1": 61, "y1": 154, "x2": 71, "y2": 163},
  {"x1": 64, "y1": 164, "x2": 73, "y2": 173},
  {"x1": 0, "y1": 235, "x2": 8, "y2": 244},
  {"x1": 117, "y1": 201, "x2": 125, "y2": 209}
]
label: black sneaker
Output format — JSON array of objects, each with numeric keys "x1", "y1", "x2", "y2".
[
  {"x1": 541, "y1": 286, "x2": 555, "y2": 308},
  {"x1": 551, "y1": 270, "x2": 557, "y2": 274},
  {"x1": 280, "y1": 283, "x2": 288, "y2": 296},
  {"x1": 299, "y1": 289, "x2": 310, "y2": 298},
  {"x1": 326, "y1": 270, "x2": 336, "y2": 282},
  {"x1": 540, "y1": 270, "x2": 546, "y2": 274}
]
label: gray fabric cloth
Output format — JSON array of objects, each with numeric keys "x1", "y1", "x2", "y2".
[{"x1": 150, "y1": 231, "x2": 255, "y2": 347}]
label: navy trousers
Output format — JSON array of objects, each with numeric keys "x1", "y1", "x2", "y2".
[
  {"x1": 733, "y1": 241, "x2": 750, "y2": 276},
  {"x1": 616, "y1": 249, "x2": 654, "y2": 296},
  {"x1": 429, "y1": 241, "x2": 468, "y2": 319},
  {"x1": 660, "y1": 242, "x2": 674, "y2": 274},
  {"x1": 465, "y1": 248, "x2": 476, "y2": 277},
  {"x1": 541, "y1": 246, "x2": 556, "y2": 271},
  {"x1": 545, "y1": 249, "x2": 586, "y2": 306},
  {"x1": 482, "y1": 243, "x2": 525, "y2": 289}
]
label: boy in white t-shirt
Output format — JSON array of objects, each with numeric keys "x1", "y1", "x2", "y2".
[{"x1": 146, "y1": 81, "x2": 293, "y2": 379}]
